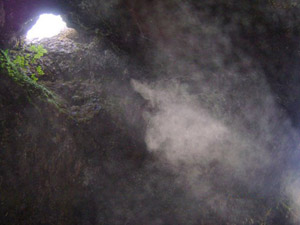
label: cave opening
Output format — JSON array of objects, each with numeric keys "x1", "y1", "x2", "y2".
[{"x1": 26, "y1": 13, "x2": 67, "y2": 42}]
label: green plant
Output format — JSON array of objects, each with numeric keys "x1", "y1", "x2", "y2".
[
  {"x1": 0, "y1": 46, "x2": 62, "y2": 110},
  {"x1": 0, "y1": 49, "x2": 15, "y2": 78},
  {"x1": 29, "y1": 45, "x2": 47, "y2": 62},
  {"x1": 0, "y1": 44, "x2": 47, "y2": 82},
  {"x1": 21, "y1": 44, "x2": 47, "y2": 81}
]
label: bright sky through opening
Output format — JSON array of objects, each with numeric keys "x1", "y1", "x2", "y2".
[{"x1": 26, "y1": 14, "x2": 67, "y2": 41}]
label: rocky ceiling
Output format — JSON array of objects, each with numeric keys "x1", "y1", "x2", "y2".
[{"x1": 2, "y1": 0, "x2": 300, "y2": 52}]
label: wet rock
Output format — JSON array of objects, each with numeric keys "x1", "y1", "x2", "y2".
[
  {"x1": 29, "y1": 28, "x2": 124, "y2": 81},
  {"x1": 71, "y1": 95, "x2": 83, "y2": 105},
  {"x1": 0, "y1": 1, "x2": 5, "y2": 28}
]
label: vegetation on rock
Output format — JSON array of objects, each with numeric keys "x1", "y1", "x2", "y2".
[
  {"x1": 0, "y1": 44, "x2": 47, "y2": 81},
  {"x1": 0, "y1": 44, "x2": 61, "y2": 108}
]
